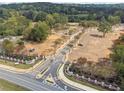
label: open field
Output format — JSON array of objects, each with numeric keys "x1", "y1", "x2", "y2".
[
  {"x1": 0, "y1": 78, "x2": 29, "y2": 91},
  {"x1": 24, "y1": 33, "x2": 69, "y2": 56},
  {"x1": 24, "y1": 23, "x2": 80, "y2": 56},
  {"x1": 68, "y1": 26, "x2": 124, "y2": 62}
]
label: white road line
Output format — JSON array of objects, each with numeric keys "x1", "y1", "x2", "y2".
[{"x1": 0, "y1": 71, "x2": 52, "y2": 91}]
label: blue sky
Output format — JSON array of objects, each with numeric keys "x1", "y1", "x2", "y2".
[{"x1": 0, "y1": 0, "x2": 124, "y2": 4}]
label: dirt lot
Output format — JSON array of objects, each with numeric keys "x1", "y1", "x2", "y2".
[
  {"x1": 22, "y1": 23, "x2": 80, "y2": 56},
  {"x1": 68, "y1": 26, "x2": 124, "y2": 62},
  {"x1": 24, "y1": 33, "x2": 69, "y2": 56}
]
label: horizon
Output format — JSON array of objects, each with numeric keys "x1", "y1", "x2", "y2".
[
  {"x1": 1, "y1": 1, "x2": 124, "y2": 5},
  {"x1": 0, "y1": 0, "x2": 124, "y2": 4}
]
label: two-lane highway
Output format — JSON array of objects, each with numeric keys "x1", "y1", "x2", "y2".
[
  {"x1": 0, "y1": 68, "x2": 62, "y2": 91},
  {"x1": 0, "y1": 29, "x2": 83, "y2": 91},
  {"x1": 27, "y1": 30, "x2": 83, "y2": 91},
  {"x1": 38, "y1": 45, "x2": 81, "y2": 91}
]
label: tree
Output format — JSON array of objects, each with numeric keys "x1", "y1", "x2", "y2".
[
  {"x1": 2, "y1": 39, "x2": 15, "y2": 53},
  {"x1": 46, "y1": 14, "x2": 55, "y2": 28},
  {"x1": 0, "y1": 18, "x2": 4, "y2": 23},
  {"x1": 52, "y1": 13, "x2": 68, "y2": 28},
  {"x1": 108, "y1": 15, "x2": 120, "y2": 25},
  {"x1": 120, "y1": 79, "x2": 124, "y2": 90},
  {"x1": 27, "y1": 21, "x2": 50, "y2": 42},
  {"x1": 22, "y1": 10, "x2": 37, "y2": 20},
  {"x1": 112, "y1": 45, "x2": 124, "y2": 63},
  {"x1": 52, "y1": 13, "x2": 60, "y2": 24},
  {"x1": 22, "y1": 22, "x2": 32, "y2": 39},
  {"x1": 1, "y1": 12, "x2": 30, "y2": 36},
  {"x1": 0, "y1": 8, "x2": 11, "y2": 19},
  {"x1": 15, "y1": 16, "x2": 30, "y2": 35},
  {"x1": 88, "y1": 13, "x2": 97, "y2": 20},
  {"x1": 112, "y1": 60, "x2": 124, "y2": 88},
  {"x1": 34, "y1": 11, "x2": 47, "y2": 22},
  {"x1": 16, "y1": 40, "x2": 25, "y2": 47},
  {"x1": 119, "y1": 35, "x2": 124, "y2": 41},
  {"x1": 79, "y1": 20, "x2": 98, "y2": 28},
  {"x1": 97, "y1": 18, "x2": 112, "y2": 37},
  {"x1": 79, "y1": 20, "x2": 89, "y2": 28},
  {"x1": 59, "y1": 14, "x2": 68, "y2": 25}
]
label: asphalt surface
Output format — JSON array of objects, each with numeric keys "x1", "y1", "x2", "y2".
[
  {"x1": 0, "y1": 68, "x2": 63, "y2": 91},
  {"x1": 0, "y1": 30, "x2": 83, "y2": 91},
  {"x1": 39, "y1": 46, "x2": 79, "y2": 91},
  {"x1": 26, "y1": 30, "x2": 83, "y2": 91},
  {"x1": 28, "y1": 30, "x2": 83, "y2": 91}
]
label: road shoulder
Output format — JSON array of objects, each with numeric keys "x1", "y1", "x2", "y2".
[
  {"x1": 58, "y1": 64, "x2": 98, "y2": 91},
  {"x1": 0, "y1": 60, "x2": 43, "y2": 73}
]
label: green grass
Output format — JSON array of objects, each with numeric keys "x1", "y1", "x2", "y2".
[
  {"x1": 0, "y1": 59, "x2": 36, "y2": 69},
  {"x1": 0, "y1": 78, "x2": 30, "y2": 91},
  {"x1": 64, "y1": 64, "x2": 108, "y2": 91}
]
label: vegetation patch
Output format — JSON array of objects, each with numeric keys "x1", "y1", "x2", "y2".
[
  {"x1": 64, "y1": 64, "x2": 108, "y2": 91},
  {"x1": 66, "y1": 58, "x2": 119, "y2": 90},
  {"x1": 110, "y1": 34, "x2": 124, "y2": 90},
  {"x1": 0, "y1": 59, "x2": 39, "y2": 69},
  {"x1": 0, "y1": 78, "x2": 30, "y2": 91}
]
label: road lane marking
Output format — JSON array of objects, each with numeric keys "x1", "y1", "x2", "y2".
[
  {"x1": 0, "y1": 71, "x2": 53, "y2": 91},
  {"x1": 36, "y1": 67, "x2": 50, "y2": 79}
]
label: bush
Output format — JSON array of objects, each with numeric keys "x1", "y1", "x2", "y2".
[
  {"x1": 79, "y1": 20, "x2": 99, "y2": 28},
  {"x1": 2, "y1": 39, "x2": 15, "y2": 54},
  {"x1": 119, "y1": 35, "x2": 124, "y2": 41},
  {"x1": 70, "y1": 57, "x2": 116, "y2": 83},
  {"x1": 24, "y1": 21, "x2": 50, "y2": 42}
]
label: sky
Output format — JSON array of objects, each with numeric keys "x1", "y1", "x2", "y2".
[{"x1": 0, "y1": 0, "x2": 124, "y2": 4}]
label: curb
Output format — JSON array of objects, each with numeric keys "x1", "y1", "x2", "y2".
[
  {"x1": 56, "y1": 63, "x2": 83, "y2": 91},
  {"x1": 58, "y1": 64, "x2": 98, "y2": 91}
]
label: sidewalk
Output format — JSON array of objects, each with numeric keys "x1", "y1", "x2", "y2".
[{"x1": 58, "y1": 64, "x2": 98, "y2": 91}]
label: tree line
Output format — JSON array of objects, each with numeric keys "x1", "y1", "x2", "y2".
[
  {"x1": 1, "y1": 2, "x2": 124, "y2": 22},
  {"x1": 0, "y1": 8, "x2": 68, "y2": 42}
]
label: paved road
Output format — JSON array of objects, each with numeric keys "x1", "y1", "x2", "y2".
[
  {"x1": 28, "y1": 30, "x2": 83, "y2": 91},
  {"x1": 25, "y1": 30, "x2": 83, "y2": 91},
  {"x1": 0, "y1": 29, "x2": 83, "y2": 91},
  {"x1": 29, "y1": 29, "x2": 82, "y2": 77},
  {"x1": 31, "y1": 30, "x2": 84, "y2": 91},
  {"x1": 0, "y1": 67, "x2": 63, "y2": 91},
  {"x1": 40, "y1": 46, "x2": 79, "y2": 91}
]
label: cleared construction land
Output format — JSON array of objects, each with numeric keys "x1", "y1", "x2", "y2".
[
  {"x1": 68, "y1": 26, "x2": 124, "y2": 62},
  {"x1": 24, "y1": 34, "x2": 68, "y2": 56},
  {"x1": 23, "y1": 23, "x2": 80, "y2": 56}
]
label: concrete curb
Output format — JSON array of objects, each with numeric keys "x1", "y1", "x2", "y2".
[{"x1": 58, "y1": 64, "x2": 98, "y2": 91}]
